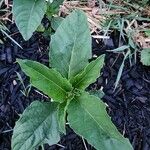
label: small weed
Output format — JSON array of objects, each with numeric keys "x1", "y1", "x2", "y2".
[
  {"x1": 16, "y1": 72, "x2": 31, "y2": 97},
  {"x1": 12, "y1": 10, "x2": 133, "y2": 150}
]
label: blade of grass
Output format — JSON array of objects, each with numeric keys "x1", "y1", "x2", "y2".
[
  {"x1": 114, "y1": 50, "x2": 130, "y2": 91},
  {"x1": 0, "y1": 0, "x2": 4, "y2": 8},
  {"x1": 103, "y1": 20, "x2": 112, "y2": 37},
  {"x1": 107, "y1": 45, "x2": 129, "y2": 52},
  {"x1": 106, "y1": 4, "x2": 128, "y2": 11},
  {"x1": 118, "y1": 18, "x2": 126, "y2": 44},
  {"x1": 1, "y1": 29, "x2": 22, "y2": 49}
]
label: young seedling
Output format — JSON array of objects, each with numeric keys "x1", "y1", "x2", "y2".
[
  {"x1": 16, "y1": 72, "x2": 31, "y2": 97},
  {"x1": 12, "y1": 10, "x2": 133, "y2": 150}
]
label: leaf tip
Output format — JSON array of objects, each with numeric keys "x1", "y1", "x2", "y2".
[{"x1": 16, "y1": 58, "x2": 28, "y2": 67}]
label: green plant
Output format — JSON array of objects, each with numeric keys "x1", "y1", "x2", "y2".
[
  {"x1": 12, "y1": 0, "x2": 64, "y2": 40},
  {"x1": 12, "y1": 10, "x2": 133, "y2": 150},
  {"x1": 16, "y1": 72, "x2": 31, "y2": 97},
  {"x1": 141, "y1": 48, "x2": 150, "y2": 66}
]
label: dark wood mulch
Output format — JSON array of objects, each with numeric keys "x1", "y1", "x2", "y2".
[{"x1": 0, "y1": 23, "x2": 150, "y2": 150}]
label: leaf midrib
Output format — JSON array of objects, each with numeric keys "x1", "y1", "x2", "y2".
[
  {"x1": 25, "y1": 63, "x2": 68, "y2": 94},
  {"x1": 68, "y1": 33, "x2": 77, "y2": 79},
  {"x1": 16, "y1": 108, "x2": 55, "y2": 150},
  {"x1": 74, "y1": 60, "x2": 99, "y2": 88},
  {"x1": 78, "y1": 99, "x2": 119, "y2": 140},
  {"x1": 80, "y1": 101, "x2": 105, "y2": 132},
  {"x1": 26, "y1": 0, "x2": 36, "y2": 38}
]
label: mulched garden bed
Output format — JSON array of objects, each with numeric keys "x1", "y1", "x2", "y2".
[{"x1": 0, "y1": 22, "x2": 150, "y2": 150}]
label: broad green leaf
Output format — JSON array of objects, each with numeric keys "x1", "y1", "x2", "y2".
[
  {"x1": 57, "y1": 99, "x2": 71, "y2": 134},
  {"x1": 70, "y1": 55, "x2": 105, "y2": 90},
  {"x1": 67, "y1": 92, "x2": 133, "y2": 150},
  {"x1": 51, "y1": 17, "x2": 64, "y2": 31},
  {"x1": 57, "y1": 102, "x2": 66, "y2": 134},
  {"x1": 12, "y1": 101, "x2": 60, "y2": 150},
  {"x1": 89, "y1": 90, "x2": 104, "y2": 99},
  {"x1": 12, "y1": 0, "x2": 47, "y2": 40},
  {"x1": 17, "y1": 59, "x2": 72, "y2": 102},
  {"x1": 49, "y1": 10, "x2": 92, "y2": 79},
  {"x1": 141, "y1": 48, "x2": 150, "y2": 66}
]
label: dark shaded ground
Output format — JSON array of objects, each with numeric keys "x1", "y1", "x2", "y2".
[{"x1": 0, "y1": 23, "x2": 150, "y2": 150}]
